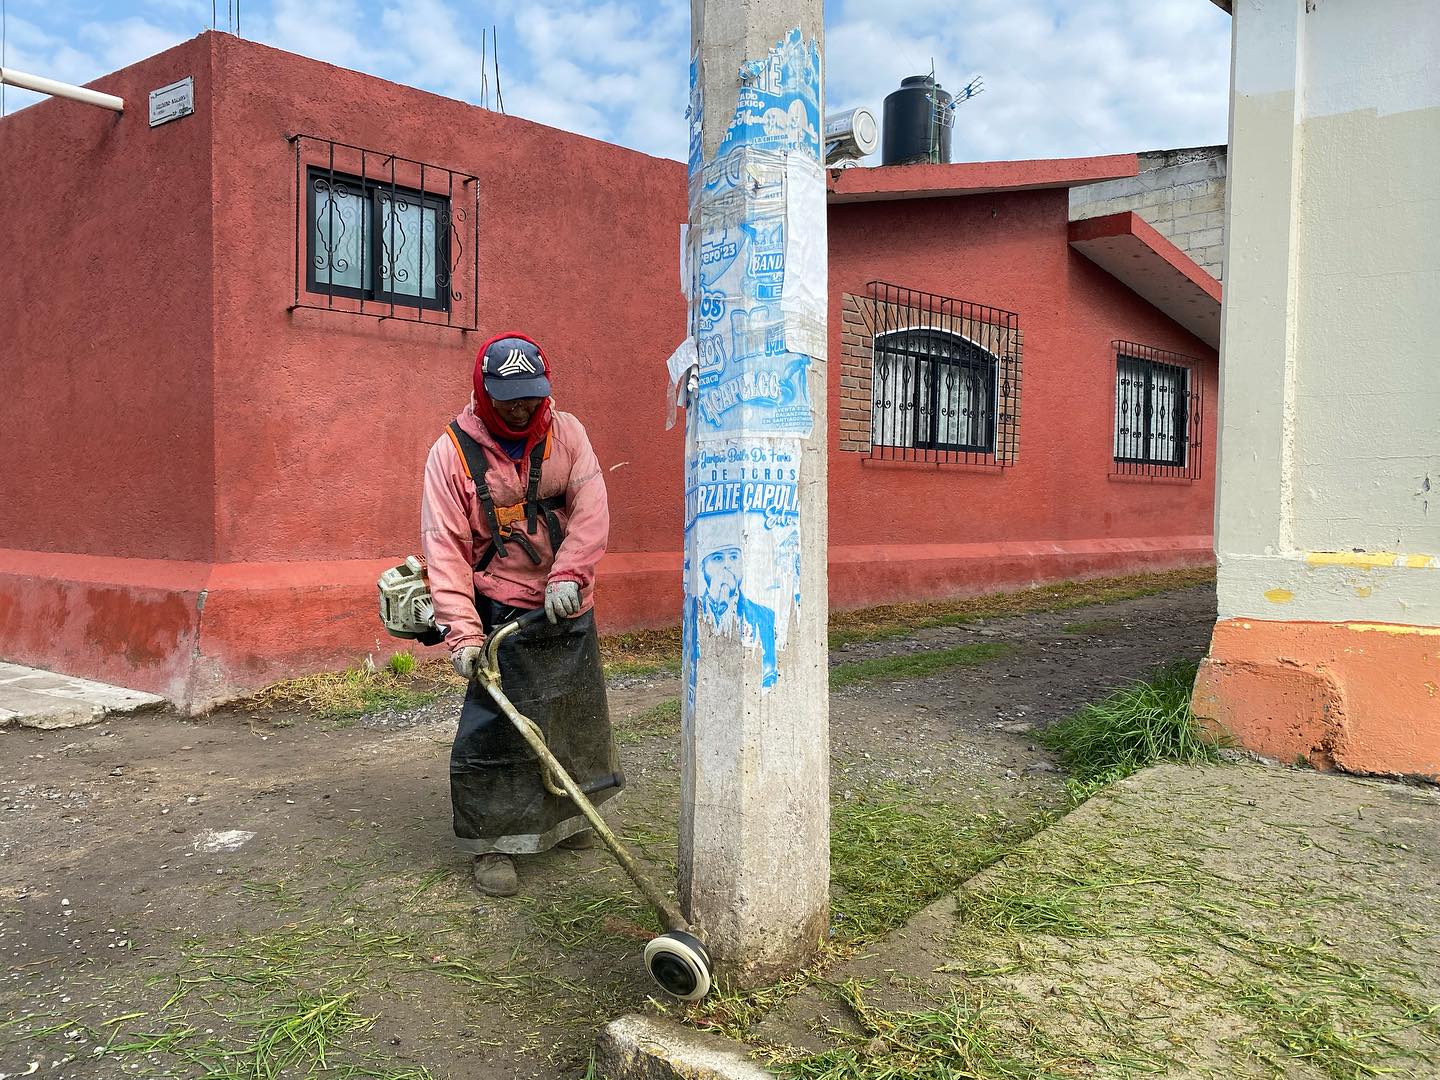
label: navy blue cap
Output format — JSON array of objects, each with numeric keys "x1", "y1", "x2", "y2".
[{"x1": 479, "y1": 336, "x2": 552, "y2": 401}]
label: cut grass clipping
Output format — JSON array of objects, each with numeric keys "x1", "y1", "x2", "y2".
[{"x1": 1040, "y1": 659, "x2": 1222, "y2": 798}]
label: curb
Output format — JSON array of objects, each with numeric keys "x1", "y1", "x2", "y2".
[{"x1": 594, "y1": 1014, "x2": 775, "y2": 1079}]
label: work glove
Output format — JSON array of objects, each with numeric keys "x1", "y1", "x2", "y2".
[
  {"x1": 451, "y1": 646, "x2": 484, "y2": 681},
  {"x1": 544, "y1": 580, "x2": 582, "y2": 624}
]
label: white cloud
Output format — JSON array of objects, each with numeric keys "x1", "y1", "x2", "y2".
[
  {"x1": 826, "y1": 0, "x2": 1230, "y2": 161},
  {"x1": 5, "y1": 0, "x2": 1230, "y2": 160}
]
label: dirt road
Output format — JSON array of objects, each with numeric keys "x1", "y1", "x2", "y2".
[{"x1": 1, "y1": 584, "x2": 1216, "y2": 1079}]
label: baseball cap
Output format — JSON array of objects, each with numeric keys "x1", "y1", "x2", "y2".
[{"x1": 477, "y1": 335, "x2": 552, "y2": 401}]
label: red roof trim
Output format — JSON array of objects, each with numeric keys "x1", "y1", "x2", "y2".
[
  {"x1": 827, "y1": 154, "x2": 1140, "y2": 203},
  {"x1": 1069, "y1": 212, "x2": 1222, "y2": 303}
]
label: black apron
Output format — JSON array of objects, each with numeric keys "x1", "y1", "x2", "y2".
[{"x1": 450, "y1": 595, "x2": 624, "y2": 854}]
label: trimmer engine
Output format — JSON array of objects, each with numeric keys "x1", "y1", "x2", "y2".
[{"x1": 377, "y1": 555, "x2": 448, "y2": 645}]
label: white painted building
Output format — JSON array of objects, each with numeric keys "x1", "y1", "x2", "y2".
[{"x1": 1194, "y1": 0, "x2": 1440, "y2": 776}]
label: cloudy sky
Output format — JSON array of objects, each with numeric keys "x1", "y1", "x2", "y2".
[{"x1": 0, "y1": 0, "x2": 1232, "y2": 161}]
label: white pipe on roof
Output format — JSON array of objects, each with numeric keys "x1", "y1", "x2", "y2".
[{"x1": 0, "y1": 67, "x2": 124, "y2": 113}]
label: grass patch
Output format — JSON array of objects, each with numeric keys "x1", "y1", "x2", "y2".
[
  {"x1": 387, "y1": 651, "x2": 416, "y2": 676},
  {"x1": 1039, "y1": 659, "x2": 1221, "y2": 797},
  {"x1": 525, "y1": 887, "x2": 655, "y2": 949},
  {"x1": 615, "y1": 697, "x2": 681, "y2": 744},
  {"x1": 829, "y1": 642, "x2": 1011, "y2": 691},
  {"x1": 830, "y1": 789, "x2": 1051, "y2": 941},
  {"x1": 827, "y1": 566, "x2": 1214, "y2": 648},
  {"x1": 252, "y1": 663, "x2": 455, "y2": 721}
]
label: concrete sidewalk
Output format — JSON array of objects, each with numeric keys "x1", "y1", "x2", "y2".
[
  {"x1": 606, "y1": 761, "x2": 1440, "y2": 1078},
  {"x1": 0, "y1": 660, "x2": 163, "y2": 729}
]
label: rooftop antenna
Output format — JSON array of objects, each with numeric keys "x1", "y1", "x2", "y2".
[
  {"x1": 493, "y1": 23, "x2": 505, "y2": 114},
  {"x1": 480, "y1": 27, "x2": 489, "y2": 109}
]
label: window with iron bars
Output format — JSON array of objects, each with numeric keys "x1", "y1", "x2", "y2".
[
  {"x1": 861, "y1": 281, "x2": 1021, "y2": 466},
  {"x1": 308, "y1": 168, "x2": 450, "y2": 311},
  {"x1": 289, "y1": 134, "x2": 479, "y2": 331},
  {"x1": 1112, "y1": 341, "x2": 1203, "y2": 479},
  {"x1": 874, "y1": 329, "x2": 997, "y2": 454}
]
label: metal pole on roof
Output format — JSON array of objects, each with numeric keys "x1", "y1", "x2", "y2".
[
  {"x1": 679, "y1": 0, "x2": 829, "y2": 987},
  {"x1": 0, "y1": 67, "x2": 124, "y2": 112}
]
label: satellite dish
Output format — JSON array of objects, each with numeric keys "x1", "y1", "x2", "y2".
[{"x1": 825, "y1": 107, "x2": 880, "y2": 165}]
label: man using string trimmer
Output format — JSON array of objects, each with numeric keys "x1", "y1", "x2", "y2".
[{"x1": 419, "y1": 333, "x2": 621, "y2": 897}]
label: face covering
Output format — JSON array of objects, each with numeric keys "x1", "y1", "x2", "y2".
[{"x1": 475, "y1": 393, "x2": 553, "y2": 459}]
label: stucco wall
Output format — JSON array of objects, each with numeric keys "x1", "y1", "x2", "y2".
[
  {"x1": 1196, "y1": 0, "x2": 1439, "y2": 778},
  {"x1": 1212, "y1": 0, "x2": 1440, "y2": 627},
  {"x1": 2, "y1": 33, "x2": 1219, "y2": 705},
  {"x1": 825, "y1": 186, "x2": 1219, "y2": 610},
  {"x1": 0, "y1": 34, "x2": 217, "y2": 562},
  {"x1": 1070, "y1": 146, "x2": 1226, "y2": 281}
]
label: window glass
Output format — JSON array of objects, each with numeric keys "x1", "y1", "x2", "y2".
[{"x1": 313, "y1": 177, "x2": 370, "y2": 292}]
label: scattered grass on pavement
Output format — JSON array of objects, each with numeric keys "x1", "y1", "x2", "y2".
[
  {"x1": 773, "y1": 980, "x2": 1068, "y2": 1080},
  {"x1": 830, "y1": 790, "x2": 1051, "y2": 941},
  {"x1": 1039, "y1": 659, "x2": 1222, "y2": 800}
]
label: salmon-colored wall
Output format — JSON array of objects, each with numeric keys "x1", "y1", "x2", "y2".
[
  {"x1": 825, "y1": 190, "x2": 1218, "y2": 609},
  {"x1": 0, "y1": 34, "x2": 217, "y2": 562},
  {"x1": 205, "y1": 35, "x2": 688, "y2": 568},
  {"x1": 1, "y1": 33, "x2": 1216, "y2": 708}
]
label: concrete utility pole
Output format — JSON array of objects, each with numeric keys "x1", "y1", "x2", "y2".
[{"x1": 678, "y1": 0, "x2": 829, "y2": 985}]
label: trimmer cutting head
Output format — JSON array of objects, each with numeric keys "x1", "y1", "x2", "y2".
[{"x1": 643, "y1": 931, "x2": 713, "y2": 1002}]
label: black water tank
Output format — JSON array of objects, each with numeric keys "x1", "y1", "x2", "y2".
[{"x1": 882, "y1": 75, "x2": 953, "y2": 166}]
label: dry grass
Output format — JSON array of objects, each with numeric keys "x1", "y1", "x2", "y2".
[{"x1": 250, "y1": 659, "x2": 460, "y2": 721}]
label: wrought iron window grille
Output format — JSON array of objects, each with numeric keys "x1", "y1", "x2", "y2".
[
  {"x1": 1111, "y1": 340, "x2": 1203, "y2": 480},
  {"x1": 861, "y1": 281, "x2": 1021, "y2": 467},
  {"x1": 288, "y1": 134, "x2": 479, "y2": 331}
]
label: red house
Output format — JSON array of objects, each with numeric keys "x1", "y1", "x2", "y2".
[{"x1": 0, "y1": 33, "x2": 1220, "y2": 709}]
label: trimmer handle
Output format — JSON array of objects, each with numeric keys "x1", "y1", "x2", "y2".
[{"x1": 481, "y1": 608, "x2": 551, "y2": 679}]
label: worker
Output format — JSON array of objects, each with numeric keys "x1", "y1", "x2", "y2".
[{"x1": 420, "y1": 333, "x2": 621, "y2": 897}]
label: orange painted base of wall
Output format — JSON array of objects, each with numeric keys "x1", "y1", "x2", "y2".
[
  {"x1": 2, "y1": 536, "x2": 1212, "y2": 712},
  {"x1": 1193, "y1": 618, "x2": 1440, "y2": 780}
]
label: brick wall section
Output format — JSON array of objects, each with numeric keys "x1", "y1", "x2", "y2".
[
  {"x1": 838, "y1": 292, "x2": 1023, "y2": 462},
  {"x1": 839, "y1": 293, "x2": 873, "y2": 452},
  {"x1": 1069, "y1": 146, "x2": 1227, "y2": 281}
]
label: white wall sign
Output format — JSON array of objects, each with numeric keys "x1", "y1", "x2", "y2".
[{"x1": 148, "y1": 77, "x2": 194, "y2": 127}]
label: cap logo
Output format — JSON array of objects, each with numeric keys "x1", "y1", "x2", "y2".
[{"x1": 495, "y1": 348, "x2": 537, "y2": 376}]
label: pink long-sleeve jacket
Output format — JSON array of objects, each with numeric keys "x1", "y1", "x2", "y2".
[{"x1": 420, "y1": 401, "x2": 609, "y2": 651}]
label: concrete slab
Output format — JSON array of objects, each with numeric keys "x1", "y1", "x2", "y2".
[
  {"x1": 594, "y1": 1015, "x2": 774, "y2": 1080},
  {"x1": 0, "y1": 661, "x2": 164, "y2": 730},
  {"x1": 748, "y1": 762, "x2": 1440, "y2": 1076}
]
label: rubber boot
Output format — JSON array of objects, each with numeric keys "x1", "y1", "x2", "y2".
[
  {"x1": 473, "y1": 853, "x2": 518, "y2": 896},
  {"x1": 557, "y1": 829, "x2": 594, "y2": 850}
]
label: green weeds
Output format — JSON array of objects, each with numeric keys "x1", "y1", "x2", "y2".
[
  {"x1": 1039, "y1": 660, "x2": 1221, "y2": 797},
  {"x1": 830, "y1": 642, "x2": 1012, "y2": 691}
]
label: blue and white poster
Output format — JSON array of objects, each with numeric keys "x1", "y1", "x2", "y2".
[
  {"x1": 681, "y1": 27, "x2": 824, "y2": 698},
  {"x1": 683, "y1": 439, "x2": 803, "y2": 705}
]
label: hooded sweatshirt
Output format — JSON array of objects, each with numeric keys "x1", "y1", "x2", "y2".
[{"x1": 420, "y1": 400, "x2": 609, "y2": 650}]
